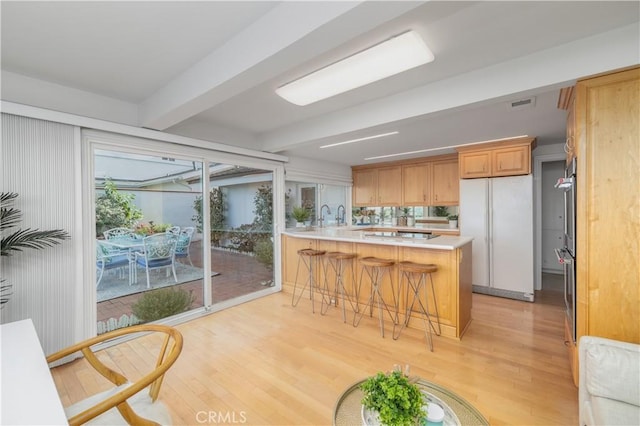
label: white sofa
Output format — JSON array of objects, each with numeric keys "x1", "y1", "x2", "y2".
[{"x1": 579, "y1": 336, "x2": 640, "y2": 425}]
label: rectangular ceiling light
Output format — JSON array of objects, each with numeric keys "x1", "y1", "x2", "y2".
[
  {"x1": 276, "y1": 31, "x2": 434, "y2": 106},
  {"x1": 320, "y1": 131, "x2": 399, "y2": 149}
]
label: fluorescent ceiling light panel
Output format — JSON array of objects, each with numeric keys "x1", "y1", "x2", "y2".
[
  {"x1": 276, "y1": 31, "x2": 434, "y2": 106},
  {"x1": 320, "y1": 131, "x2": 399, "y2": 149}
]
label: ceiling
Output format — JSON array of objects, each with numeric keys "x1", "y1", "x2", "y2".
[{"x1": 2, "y1": 1, "x2": 639, "y2": 166}]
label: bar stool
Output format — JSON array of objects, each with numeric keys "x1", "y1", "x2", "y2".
[
  {"x1": 353, "y1": 257, "x2": 398, "y2": 337},
  {"x1": 291, "y1": 248, "x2": 327, "y2": 313},
  {"x1": 321, "y1": 252, "x2": 358, "y2": 321},
  {"x1": 393, "y1": 261, "x2": 442, "y2": 351}
]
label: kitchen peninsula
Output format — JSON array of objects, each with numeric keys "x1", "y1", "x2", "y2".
[{"x1": 281, "y1": 226, "x2": 473, "y2": 340}]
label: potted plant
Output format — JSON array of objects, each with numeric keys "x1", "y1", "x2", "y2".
[
  {"x1": 291, "y1": 205, "x2": 311, "y2": 227},
  {"x1": 433, "y1": 206, "x2": 449, "y2": 219},
  {"x1": 447, "y1": 214, "x2": 458, "y2": 229},
  {"x1": 360, "y1": 370, "x2": 425, "y2": 426}
]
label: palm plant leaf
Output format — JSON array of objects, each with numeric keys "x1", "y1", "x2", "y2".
[
  {"x1": 0, "y1": 280, "x2": 12, "y2": 305},
  {"x1": 1, "y1": 207, "x2": 22, "y2": 231},
  {"x1": 1, "y1": 228, "x2": 70, "y2": 256}
]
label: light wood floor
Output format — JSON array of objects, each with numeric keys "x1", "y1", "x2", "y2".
[{"x1": 51, "y1": 291, "x2": 578, "y2": 425}]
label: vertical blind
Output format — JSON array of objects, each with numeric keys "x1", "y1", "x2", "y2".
[{"x1": 1, "y1": 113, "x2": 81, "y2": 355}]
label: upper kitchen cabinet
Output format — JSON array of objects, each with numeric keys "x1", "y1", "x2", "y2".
[
  {"x1": 456, "y1": 137, "x2": 536, "y2": 178},
  {"x1": 353, "y1": 154, "x2": 458, "y2": 207},
  {"x1": 352, "y1": 166, "x2": 401, "y2": 206},
  {"x1": 402, "y1": 163, "x2": 431, "y2": 205},
  {"x1": 377, "y1": 166, "x2": 402, "y2": 205},
  {"x1": 431, "y1": 158, "x2": 459, "y2": 205},
  {"x1": 352, "y1": 168, "x2": 377, "y2": 206}
]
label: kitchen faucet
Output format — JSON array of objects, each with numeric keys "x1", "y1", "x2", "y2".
[
  {"x1": 318, "y1": 204, "x2": 331, "y2": 227},
  {"x1": 336, "y1": 204, "x2": 345, "y2": 226}
]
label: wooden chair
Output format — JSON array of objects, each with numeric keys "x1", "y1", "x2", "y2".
[{"x1": 47, "y1": 324, "x2": 183, "y2": 426}]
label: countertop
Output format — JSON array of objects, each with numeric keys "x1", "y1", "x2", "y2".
[{"x1": 282, "y1": 225, "x2": 473, "y2": 250}]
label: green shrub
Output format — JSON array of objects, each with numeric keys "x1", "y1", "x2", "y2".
[
  {"x1": 193, "y1": 188, "x2": 225, "y2": 246},
  {"x1": 252, "y1": 184, "x2": 272, "y2": 232},
  {"x1": 95, "y1": 180, "x2": 143, "y2": 236},
  {"x1": 254, "y1": 237, "x2": 273, "y2": 270},
  {"x1": 131, "y1": 287, "x2": 195, "y2": 322}
]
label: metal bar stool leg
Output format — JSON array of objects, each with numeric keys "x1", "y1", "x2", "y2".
[
  {"x1": 291, "y1": 249, "x2": 326, "y2": 314},
  {"x1": 352, "y1": 257, "x2": 398, "y2": 337},
  {"x1": 394, "y1": 262, "x2": 440, "y2": 351}
]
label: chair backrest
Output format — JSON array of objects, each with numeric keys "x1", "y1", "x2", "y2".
[
  {"x1": 103, "y1": 227, "x2": 134, "y2": 240},
  {"x1": 46, "y1": 324, "x2": 183, "y2": 426},
  {"x1": 143, "y1": 233, "x2": 178, "y2": 261},
  {"x1": 175, "y1": 227, "x2": 194, "y2": 254}
]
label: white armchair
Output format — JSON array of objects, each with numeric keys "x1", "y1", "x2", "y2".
[{"x1": 579, "y1": 336, "x2": 640, "y2": 426}]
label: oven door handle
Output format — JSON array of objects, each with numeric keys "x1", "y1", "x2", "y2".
[{"x1": 555, "y1": 248, "x2": 573, "y2": 319}]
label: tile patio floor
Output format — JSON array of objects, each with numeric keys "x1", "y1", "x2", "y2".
[{"x1": 97, "y1": 240, "x2": 273, "y2": 323}]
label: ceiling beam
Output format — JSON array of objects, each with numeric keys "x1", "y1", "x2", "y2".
[{"x1": 138, "y1": 1, "x2": 425, "y2": 131}]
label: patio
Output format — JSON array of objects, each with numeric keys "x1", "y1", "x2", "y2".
[{"x1": 97, "y1": 240, "x2": 273, "y2": 323}]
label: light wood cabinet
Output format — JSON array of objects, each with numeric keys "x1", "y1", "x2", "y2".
[
  {"x1": 575, "y1": 67, "x2": 639, "y2": 340},
  {"x1": 458, "y1": 151, "x2": 491, "y2": 178},
  {"x1": 353, "y1": 154, "x2": 459, "y2": 207},
  {"x1": 377, "y1": 166, "x2": 402, "y2": 205},
  {"x1": 568, "y1": 66, "x2": 640, "y2": 385},
  {"x1": 402, "y1": 163, "x2": 430, "y2": 205},
  {"x1": 457, "y1": 137, "x2": 535, "y2": 178},
  {"x1": 431, "y1": 159, "x2": 459, "y2": 205},
  {"x1": 492, "y1": 144, "x2": 530, "y2": 176},
  {"x1": 352, "y1": 169, "x2": 377, "y2": 206},
  {"x1": 352, "y1": 166, "x2": 401, "y2": 206}
]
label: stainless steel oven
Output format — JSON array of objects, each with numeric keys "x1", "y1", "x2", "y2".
[{"x1": 555, "y1": 158, "x2": 577, "y2": 342}]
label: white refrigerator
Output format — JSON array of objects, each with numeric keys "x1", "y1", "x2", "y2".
[{"x1": 459, "y1": 175, "x2": 534, "y2": 302}]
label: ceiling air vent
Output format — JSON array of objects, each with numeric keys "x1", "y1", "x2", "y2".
[{"x1": 507, "y1": 97, "x2": 536, "y2": 111}]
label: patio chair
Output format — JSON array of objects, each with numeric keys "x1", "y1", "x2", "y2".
[
  {"x1": 96, "y1": 240, "x2": 131, "y2": 288},
  {"x1": 46, "y1": 324, "x2": 183, "y2": 426},
  {"x1": 103, "y1": 227, "x2": 135, "y2": 241},
  {"x1": 134, "y1": 233, "x2": 178, "y2": 289},
  {"x1": 175, "y1": 227, "x2": 195, "y2": 267}
]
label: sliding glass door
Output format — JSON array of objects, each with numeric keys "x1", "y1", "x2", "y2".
[
  {"x1": 94, "y1": 149, "x2": 205, "y2": 333},
  {"x1": 91, "y1": 142, "x2": 279, "y2": 333}
]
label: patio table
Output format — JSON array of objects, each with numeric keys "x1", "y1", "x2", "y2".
[{"x1": 102, "y1": 236, "x2": 145, "y2": 285}]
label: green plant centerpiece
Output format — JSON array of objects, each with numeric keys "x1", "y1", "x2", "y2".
[
  {"x1": 291, "y1": 205, "x2": 311, "y2": 224},
  {"x1": 360, "y1": 370, "x2": 425, "y2": 426}
]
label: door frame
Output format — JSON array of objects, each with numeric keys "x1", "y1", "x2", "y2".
[{"x1": 533, "y1": 152, "x2": 566, "y2": 290}]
